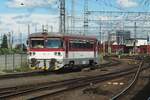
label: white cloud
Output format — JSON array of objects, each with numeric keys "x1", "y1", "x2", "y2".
[
  {"x1": 6, "y1": 0, "x2": 57, "y2": 8},
  {"x1": 0, "y1": 13, "x2": 59, "y2": 36},
  {"x1": 117, "y1": 0, "x2": 138, "y2": 8}
]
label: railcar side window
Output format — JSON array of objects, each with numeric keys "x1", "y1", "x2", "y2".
[
  {"x1": 31, "y1": 40, "x2": 44, "y2": 48},
  {"x1": 69, "y1": 39, "x2": 94, "y2": 50}
]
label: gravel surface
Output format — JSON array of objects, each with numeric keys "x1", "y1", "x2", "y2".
[
  {"x1": 41, "y1": 75, "x2": 133, "y2": 100},
  {"x1": 0, "y1": 58, "x2": 138, "y2": 100},
  {"x1": 0, "y1": 59, "x2": 131, "y2": 89},
  {"x1": 119, "y1": 66, "x2": 150, "y2": 100},
  {"x1": 32, "y1": 59, "x2": 145, "y2": 100}
]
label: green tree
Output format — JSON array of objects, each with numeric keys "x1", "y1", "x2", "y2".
[
  {"x1": 1, "y1": 34, "x2": 8, "y2": 48},
  {"x1": 15, "y1": 43, "x2": 27, "y2": 52}
]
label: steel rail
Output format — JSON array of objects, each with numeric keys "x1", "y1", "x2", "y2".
[
  {"x1": 0, "y1": 62, "x2": 146, "y2": 99},
  {"x1": 110, "y1": 60, "x2": 144, "y2": 100},
  {"x1": 0, "y1": 70, "x2": 47, "y2": 80},
  {"x1": 0, "y1": 58, "x2": 120, "y2": 96},
  {"x1": 0, "y1": 58, "x2": 136, "y2": 99},
  {"x1": 0, "y1": 64, "x2": 138, "y2": 99},
  {"x1": 28, "y1": 63, "x2": 147, "y2": 100}
]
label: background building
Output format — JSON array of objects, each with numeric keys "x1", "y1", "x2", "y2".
[{"x1": 108, "y1": 30, "x2": 131, "y2": 45}]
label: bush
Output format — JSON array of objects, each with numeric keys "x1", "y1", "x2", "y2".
[
  {"x1": 0, "y1": 48, "x2": 12, "y2": 54},
  {"x1": 0, "y1": 48, "x2": 26, "y2": 55},
  {"x1": 15, "y1": 62, "x2": 30, "y2": 72},
  {"x1": 3, "y1": 62, "x2": 30, "y2": 73},
  {"x1": 11, "y1": 48, "x2": 22, "y2": 54}
]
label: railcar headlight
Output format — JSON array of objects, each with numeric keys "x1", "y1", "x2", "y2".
[
  {"x1": 29, "y1": 52, "x2": 32, "y2": 56},
  {"x1": 54, "y1": 52, "x2": 57, "y2": 55},
  {"x1": 58, "y1": 52, "x2": 61, "y2": 56},
  {"x1": 33, "y1": 52, "x2": 36, "y2": 55},
  {"x1": 54, "y1": 52, "x2": 62, "y2": 56}
]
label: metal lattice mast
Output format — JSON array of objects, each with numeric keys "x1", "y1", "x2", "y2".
[
  {"x1": 84, "y1": 0, "x2": 88, "y2": 34},
  {"x1": 71, "y1": 0, "x2": 75, "y2": 34},
  {"x1": 59, "y1": 0, "x2": 66, "y2": 34}
]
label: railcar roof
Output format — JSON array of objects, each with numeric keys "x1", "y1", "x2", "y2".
[{"x1": 29, "y1": 32, "x2": 97, "y2": 40}]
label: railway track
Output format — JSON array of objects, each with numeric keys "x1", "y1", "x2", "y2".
[
  {"x1": 0, "y1": 58, "x2": 120, "y2": 80},
  {"x1": 0, "y1": 60, "x2": 147, "y2": 100},
  {"x1": 100, "y1": 58, "x2": 120, "y2": 68},
  {"x1": 0, "y1": 70, "x2": 50, "y2": 80},
  {"x1": 110, "y1": 60, "x2": 144, "y2": 100}
]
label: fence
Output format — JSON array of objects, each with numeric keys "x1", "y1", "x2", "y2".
[{"x1": 0, "y1": 54, "x2": 27, "y2": 71}]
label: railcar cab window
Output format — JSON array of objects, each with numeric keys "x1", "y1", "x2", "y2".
[
  {"x1": 45, "y1": 39, "x2": 63, "y2": 48},
  {"x1": 69, "y1": 39, "x2": 94, "y2": 50},
  {"x1": 31, "y1": 39, "x2": 44, "y2": 48}
]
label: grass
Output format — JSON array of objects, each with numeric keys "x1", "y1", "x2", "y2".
[{"x1": 2, "y1": 62, "x2": 31, "y2": 73}]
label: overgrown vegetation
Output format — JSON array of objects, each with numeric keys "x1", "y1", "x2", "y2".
[
  {"x1": 1, "y1": 34, "x2": 8, "y2": 48},
  {"x1": 0, "y1": 34, "x2": 27, "y2": 55},
  {"x1": 2, "y1": 62, "x2": 31, "y2": 73}
]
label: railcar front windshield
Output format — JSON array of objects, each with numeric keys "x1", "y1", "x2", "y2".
[
  {"x1": 45, "y1": 39, "x2": 63, "y2": 48},
  {"x1": 30, "y1": 38, "x2": 63, "y2": 49},
  {"x1": 31, "y1": 39, "x2": 44, "y2": 48}
]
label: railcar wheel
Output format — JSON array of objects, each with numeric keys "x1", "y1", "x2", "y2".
[
  {"x1": 69, "y1": 61, "x2": 75, "y2": 67},
  {"x1": 89, "y1": 60, "x2": 96, "y2": 70}
]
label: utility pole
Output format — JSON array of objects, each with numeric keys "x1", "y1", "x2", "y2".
[
  {"x1": 11, "y1": 31, "x2": 14, "y2": 49},
  {"x1": 50, "y1": 25, "x2": 53, "y2": 32},
  {"x1": 147, "y1": 32, "x2": 149, "y2": 54},
  {"x1": 42, "y1": 25, "x2": 45, "y2": 32},
  {"x1": 8, "y1": 32, "x2": 11, "y2": 49},
  {"x1": 71, "y1": 0, "x2": 75, "y2": 33},
  {"x1": 134, "y1": 22, "x2": 137, "y2": 54},
  {"x1": 46, "y1": 24, "x2": 49, "y2": 32},
  {"x1": 71, "y1": 0, "x2": 75, "y2": 34},
  {"x1": 20, "y1": 32, "x2": 23, "y2": 52},
  {"x1": 0, "y1": 34, "x2": 2, "y2": 47},
  {"x1": 108, "y1": 31, "x2": 111, "y2": 54},
  {"x1": 28, "y1": 24, "x2": 30, "y2": 36},
  {"x1": 103, "y1": 32, "x2": 105, "y2": 56},
  {"x1": 27, "y1": 24, "x2": 30, "y2": 49},
  {"x1": 99, "y1": 20, "x2": 102, "y2": 43},
  {"x1": 59, "y1": 0, "x2": 66, "y2": 34},
  {"x1": 84, "y1": 0, "x2": 88, "y2": 34},
  {"x1": 35, "y1": 24, "x2": 38, "y2": 32}
]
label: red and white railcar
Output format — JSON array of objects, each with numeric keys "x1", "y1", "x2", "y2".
[{"x1": 27, "y1": 32, "x2": 100, "y2": 71}]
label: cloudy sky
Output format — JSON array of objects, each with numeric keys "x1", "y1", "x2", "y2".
[{"x1": 0, "y1": 0, "x2": 149, "y2": 38}]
